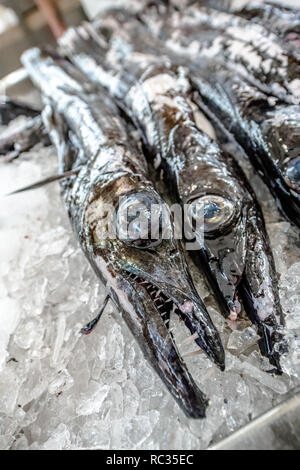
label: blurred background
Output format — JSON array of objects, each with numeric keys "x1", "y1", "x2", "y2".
[{"x1": 0, "y1": 0, "x2": 120, "y2": 79}]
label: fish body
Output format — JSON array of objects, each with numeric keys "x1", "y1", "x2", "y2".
[
  {"x1": 22, "y1": 47, "x2": 225, "y2": 418},
  {"x1": 60, "y1": 24, "x2": 285, "y2": 370},
  {"x1": 113, "y1": 7, "x2": 300, "y2": 229},
  {"x1": 190, "y1": 65, "x2": 300, "y2": 230},
  {"x1": 142, "y1": 2, "x2": 300, "y2": 105},
  {"x1": 200, "y1": 0, "x2": 300, "y2": 45},
  {"x1": 0, "y1": 98, "x2": 40, "y2": 126}
]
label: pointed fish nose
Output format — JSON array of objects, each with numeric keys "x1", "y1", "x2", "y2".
[{"x1": 175, "y1": 293, "x2": 226, "y2": 371}]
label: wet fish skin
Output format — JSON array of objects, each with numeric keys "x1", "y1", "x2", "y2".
[
  {"x1": 140, "y1": 2, "x2": 300, "y2": 105},
  {"x1": 60, "y1": 24, "x2": 285, "y2": 371},
  {"x1": 22, "y1": 47, "x2": 226, "y2": 418},
  {"x1": 261, "y1": 105, "x2": 300, "y2": 195},
  {"x1": 156, "y1": 75, "x2": 286, "y2": 371},
  {"x1": 200, "y1": 0, "x2": 300, "y2": 46},
  {"x1": 0, "y1": 98, "x2": 40, "y2": 126},
  {"x1": 190, "y1": 66, "x2": 300, "y2": 229}
]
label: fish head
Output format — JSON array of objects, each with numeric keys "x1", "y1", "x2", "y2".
[
  {"x1": 263, "y1": 106, "x2": 300, "y2": 195},
  {"x1": 83, "y1": 177, "x2": 225, "y2": 417},
  {"x1": 185, "y1": 188, "x2": 247, "y2": 320}
]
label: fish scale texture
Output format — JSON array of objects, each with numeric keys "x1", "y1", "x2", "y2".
[{"x1": 0, "y1": 128, "x2": 299, "y2": 449}]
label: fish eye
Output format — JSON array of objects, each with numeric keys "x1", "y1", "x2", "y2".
[
  {"x1": 285, "y1": 157, "x2": 300, "y2": 192},
  {"x1": 115, "y1": 192, "x2": 166, "y2": 249},
  {"x1": 188, "y1": 195, "x2": 235, "y2": 235}
]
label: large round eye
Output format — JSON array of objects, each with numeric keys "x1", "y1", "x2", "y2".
[
  {"x1": 188, "y1": 195, "x2": 236, "y2": 235},
  {"x1": 115, "y1": 193, "x2": 166, "y2": 249},
  {"x1": 285, "y1": 157, "x2": 300, "y2": 192}
]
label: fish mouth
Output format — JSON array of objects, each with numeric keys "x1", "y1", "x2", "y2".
[
  {"x1": 188, "y1": 209, "x2": 247, "y2": 320},
  {"x1": 123, "y1": 269, "x2": 225, "y2": 370}
]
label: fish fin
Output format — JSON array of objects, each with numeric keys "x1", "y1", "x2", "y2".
[
  {"x1": 80, "y1": 296, "x2": 110, "y2": 335},
  {"x1": 6, "y1": 168, "x2": 80, "y2": 196}
]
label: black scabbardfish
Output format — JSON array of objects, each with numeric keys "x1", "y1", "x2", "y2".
[
  {"x1": 21, "y1": 47, "x2": 225, "y2": 419},
  {"x1": 0, "y1": 97, "x2": 40, "y2": 126},
  {"x1": 0, "y1": 94, "x2": 50, "y2": 160},
  {"x1": 200, "y1": 0, "x2": 300, "y2": 47},
  {"x1": 60, "y1": 24, "x2": 285, "y2": 371}
]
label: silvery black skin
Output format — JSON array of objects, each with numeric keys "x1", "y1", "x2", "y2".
[
  {"x1": 194, "y1": 65, "x2": 300, "y2": 227},
  {"x1": 21, "y1": 47, "x2": 226, "y2": 419},
  {"x1": 187, "y1": 66, "x2": 300, "y2": 231},
  {"x1": 59, "y1": 23, "x2": 285, "y2": 371},
  {"x1": 141, "y1": 1, "x2": 300, "y2": 105},
  {"x1": 0, "y1": 98, "x2": 40, "y2": 126},
  {"x1": 0, "y1": 95, "x2": 50, "y2": 160},
  {"x1": 0, "y1": 114, "x2": 49, "y2": 160}
]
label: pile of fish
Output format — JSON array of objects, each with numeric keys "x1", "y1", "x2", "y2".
[{"x1": 1, "y1": 0, "x2": 299, "y2": 419}]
